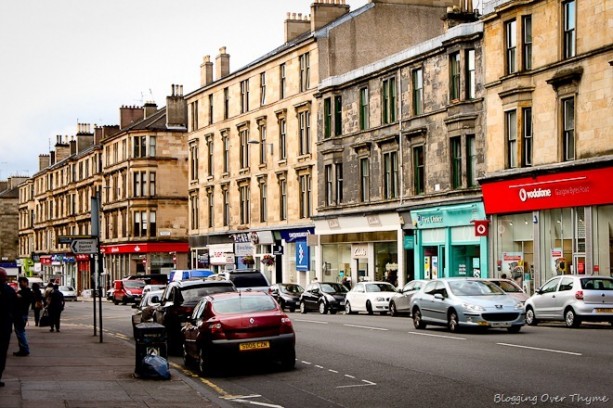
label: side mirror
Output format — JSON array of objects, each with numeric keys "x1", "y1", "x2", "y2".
[
  {"x1": 312, "y1": 288, "x2": 320, "y2": 295},
  {"x1": 271, "y1": 288, "x2": 279, "y2": 295}
]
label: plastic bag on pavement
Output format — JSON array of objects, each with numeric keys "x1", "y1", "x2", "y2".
[{"x1": 141, "y1": 355, "x2": 171, "y2": 380}]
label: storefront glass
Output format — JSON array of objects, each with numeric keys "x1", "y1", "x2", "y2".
[
  {"x1": 374, "y1": 242, "x2": 398, "y2": 284},
  {"x1": 495, "y1": 212, "x2": 534, "y2": 286},
  {"x1": 594, "y1": 205, "x2": 613, "y2": 277},
  {"x1": 322, "y1": 244, "x2": 351, "y2": 282}
]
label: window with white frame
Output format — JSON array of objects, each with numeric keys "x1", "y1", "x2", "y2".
[
  {"x1": 298, "y1": 110, "x2": 311, "y2": 155},
  {"x1": 299, "y1": 52, "x2": 310, "y2": 92},
  {"x1": 239, "y1": 184, "x2": 250, "y2": 224},
  {"x1": 299, "y1": 174, "x2": 312, "y2": 219}
]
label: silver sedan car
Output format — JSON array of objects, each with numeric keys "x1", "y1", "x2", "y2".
[
  {"x1": 411, "y1": 278, "x2": 525, "y2": 333},
  {"x1": 389, "y1": 279, "x2": 427, "y2": 317},
  {"x1": 524, "y1": 275, "x2": 613, "y2": 328}
]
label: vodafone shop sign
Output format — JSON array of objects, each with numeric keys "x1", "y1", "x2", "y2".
[{"x1": 481, "y1": 167, "x2": 613, "y2": 214}]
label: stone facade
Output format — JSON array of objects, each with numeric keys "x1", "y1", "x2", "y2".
[{"x1": 0, "y1": 177, "x2": 27, "y2": 263}]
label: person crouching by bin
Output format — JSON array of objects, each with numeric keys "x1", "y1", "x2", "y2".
[
  {"x1": 48, "y1": 285, "x2": 65, "y2": 333},
  {"x1": 13, "y1": 277, "x2": 33, "y2": 357}
]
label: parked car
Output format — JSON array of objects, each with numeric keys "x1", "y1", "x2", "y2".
[
  {"x1": 113, "y1": 279, "x2": 145, "y2": 305},
  {"x1": 219, "y1": 268, "x2": 271, "y2": 293},
  {"x1": 411, "y1": 278, "x2": 525, "y2": 333},
  {"x1": 59, "y1": 285, "x2": 78, "y2": 301},
  {"x1": 131, "y1": 290, "x2": 164, "y2": 336},
  {"x1": 345, "y1": 281, "x2": 398, "y2": 315},
  {"x1": 154, "y1": 279, "x2": 236, "y2": 354},
  {"x1": 270, "y1": 283, "x2": 304, "y2": 312},
  {"x1": 143, "y1": 284, "x2": 166, "y2": 294},
  {"x1": 106, "y1": 288, "x2": 115, "y2": 301},
  {"x1": 389, "y1": 280, "x2": 427, "y2": 317},
  {"x1": 169, "y1": 269, "x2": 213, "y2": 282},
  {"x1": 524, "y1": 275, "x2": 613, "y2": 328},
  {"x1": 182, "y1": 291, "x2": 296, "y2": 375},
  {"x1": 486, "y1": 278, "x2": 529, "y2": 303},
  {"x1": 299, "y1": 282, "x2": 348, "y2": 314}
]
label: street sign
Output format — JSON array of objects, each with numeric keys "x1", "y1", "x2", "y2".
[
  {"x1": 70, "y1": 238, "x2": 99, "y2": 254},
  {"x1": 59, "y1": 235, "x2": 95, "y2": 245}
]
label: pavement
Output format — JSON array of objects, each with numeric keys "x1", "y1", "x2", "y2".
[{"x1": 0, "y1": 318, "x2": 218, "y2": 408}]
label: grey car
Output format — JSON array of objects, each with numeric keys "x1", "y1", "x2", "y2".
[
  {"x1": 524, "y1": 275, "x2": 613, "y2": 328},
  {"x1": 389, "y1": 280, "x2": 427, "y2": 317},
  {"x1": 411, "y1": 278, "x2": 525, "y2": 333}
]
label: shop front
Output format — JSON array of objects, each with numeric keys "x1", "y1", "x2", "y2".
[
  {"x1": 314, "y1": 213, "x2": 404, "y2": 288},
  {"x1": 101, "y1": 242, "x2": 189, "y2": 285},
  {"x1": 407, "y1": 202, "x2": 488, "y2": 281},
  {"x1": 481, "y1": 165, "x2": 613, "y2": 291}
]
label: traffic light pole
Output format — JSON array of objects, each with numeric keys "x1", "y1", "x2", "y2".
[{"x1": 91, "y1": 189, "x2": 103, "y2": 343}]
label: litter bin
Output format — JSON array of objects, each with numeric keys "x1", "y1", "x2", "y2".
[{"x1": 134, "y1": 322, "x2": 167, "y2": 377}]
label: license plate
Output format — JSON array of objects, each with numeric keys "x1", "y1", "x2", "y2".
[
  {"x1": 594, "y1": 308, "x2": 613, "y2": 313},
  {"x1": 239, "y1": 341, "x2": 270, "y2": 351},
  {"x1": 490, "y1": 322, "x2": 511, "y2": 328}
]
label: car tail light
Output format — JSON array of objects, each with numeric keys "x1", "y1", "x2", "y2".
[
  {"x1": 575, "y1": 290, "x2": 584, "y2": 300},
  {"x1": 280, "y1": 317, "x2": 294, "y2": 334},
  {"x1": 208, "y1": 321, "x2": 226, "y2": 339}
]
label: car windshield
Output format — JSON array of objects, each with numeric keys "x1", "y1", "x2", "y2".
[
  {"x1": 213, "y1": 295, "x2": 277, "y2": 314},
  {"x1": 231, "y1": 273, "x2": 268, "y2": 288},
  {"x1": 448, "y1": 280, "x2": 505, "y2": 296},
  {"x1": 320, "y1": 283, "x2": 348, "y2": 293},
  {"x1": 581, "y1": 278, "x2": 613, "y2": 290},
  {"x1": 182, "y1": 285, "x2": 234, "y2": 303},
  {"x1": 124, "y1": 280, "x2": 145, "y2": 289},
  {"x1": 492, "y1": 280, "x2": 523, "y2": 293},
  {"x1": 366, "y1": 283, "x2": 396, "y2": 292},
  {"x1": 59, "y1": 286, "x2": 74, "y2": 291},
  {"x1": 280, "y1": 284, "x2": 303, "y2": 294}
]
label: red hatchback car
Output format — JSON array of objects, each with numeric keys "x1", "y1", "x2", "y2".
[{"x1": 182, "y1": 291, "x2": 296, "y2": 375}]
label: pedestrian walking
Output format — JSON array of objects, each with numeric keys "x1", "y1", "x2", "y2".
[
  {"x1": 43, "y1": 281, "x2": 54, "y2": 305},
  {"x1": 31, "y1": 283, "x2": 44, "y2": 326},
  {"x1": 13, "y1": 277, "x2": 33, "y2": 357},
  {"x1": 0, "y1": 268, "x2": 17, "y2": 387},
  {"x1": 48, "y1": 285, "x2": 65, "y2": 333}
]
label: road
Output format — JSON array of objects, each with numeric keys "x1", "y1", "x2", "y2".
[{"x1": 63, "y1": 299, "x2": 613, "y2": 408}]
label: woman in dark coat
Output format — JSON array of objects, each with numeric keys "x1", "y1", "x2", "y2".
[
  {"x1": 31, "y1": 283, "x2": 44, "y2": 326},
  {"x1": 47, "y1": 285, "x2": 65, "y2": 333}
]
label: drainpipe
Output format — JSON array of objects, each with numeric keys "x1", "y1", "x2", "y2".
[{"x1": 396, "y1": 66, "x2": 406, "y2": 288}]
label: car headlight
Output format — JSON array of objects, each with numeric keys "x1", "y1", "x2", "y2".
[
  {"x1": 126, "y1": 290, "x2": 133, "y2": 295},
  {"x1": 376, "y1": 297, "x2": 385, "y2": 302},
  {"x1": 514, "y1": 302, "x2": 525, "y2": 310},
  {"x1": 462, "y1": 303, "x2": 485, "y2": 312}
]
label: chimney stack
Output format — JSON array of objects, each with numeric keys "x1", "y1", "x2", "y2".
[
  {"x1": 54, "y1": 135, "x2": 71, "y2": 163},
  {"x1": 76, "y1": 123, "x2": 95, "y2": 153},
  {"x1": 119, "y1": 105, "x2": 145, "y2": 129},
  {"x1": 144, "y1": 101, "x2": 158, "y2": 118},
  {"x1": 94, "y1": 125, "x2": 120, "y2": 144},
  {"x1": 39, "y1": 154, "x2": 50, "y2": 171},
  {"x1": 70, "y1": 135, "x2": 77, "y2": 155},
  {"x1": 311, "y1": 0, "x2": 350, "y2": 32},
  {"x1": 200, "y1": 55, "x2": 214, "y2": 86},
  {"x1": 284, "y1": 12, "x2": 311, "y2": 42},
  {"x1": 166, "y1": 84, "x2": 187, "y2": 128},
  {"x1": 443, "y1": 0, "x2": 478, "y2": 30},
  {"x1": 215, "y1": 47, "x2": 230, "y2": 80}
]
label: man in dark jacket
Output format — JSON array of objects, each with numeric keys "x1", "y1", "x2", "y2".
[
  {"x1": 13, "y1": 276, "x2": 33, "y2": 356},
  {"x1": 48, "y1": 285, "x2": 65, "y2": 333},
  {"x1": 0, "y1": 268, "x2": 17, "y2": 386}
]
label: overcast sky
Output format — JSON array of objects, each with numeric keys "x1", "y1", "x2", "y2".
[{"x1": 0, "y1": 0, "x2": 368, "y2": 179}]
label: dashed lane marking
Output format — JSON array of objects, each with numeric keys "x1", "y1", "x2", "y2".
[
  {"x1": 497, "y1": 342, "x2": 583, "y2": 356},
  {"x1": 343, "y1": 324, "x2": 388, "y2": 331},
  {"x1": 293, "y1": 319, "x2": 329, "y2": 325},
  {"x1": 407, "y1": 331, "x2": 466, "y2": 340}
]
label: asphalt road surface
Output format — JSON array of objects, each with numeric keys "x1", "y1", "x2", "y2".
[{"x1": 63, "y1": 299, "x2": 613, "y2": 408}]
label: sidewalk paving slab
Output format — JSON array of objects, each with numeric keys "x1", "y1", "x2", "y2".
[{"x1": 1, "y1": 322, "x2": 217, "y2": 408}]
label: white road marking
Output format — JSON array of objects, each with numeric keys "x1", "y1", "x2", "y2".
[
  {"x1": 222, "y1": 395, "x2": 262, "y2": 400},
  {"x1": 315, "y1": 365, "x2": 324, "y2": 369},
  {"x1": 336, "y1": 382, "x2": 377, "y2": 389},
  {"x1": 293, "y1": 319, "x2": 329, "y2": 324},
  {"x1": 328, "y1": 369, "x2": 338, "y2": 373},
  {"x1": 362, "y1": 380, "x2": 377, "y2": 385},
  {"x1": 407, "y1": 331, "x2": 466, "y2": 340},
  {"x1": 497, "y1": 342, "x2": 583, "y2": 356},
  {"x1": 229, "y1": 400, "x2": 284, "y2": 407},
  {"x1": 301, "y1": 361, "x2": 312, "y2": 365},
  {"x1": 344, "y1": 324, "x2": 388, "y2": 331},
  {"x1": 344, "y1": 374, "x2": 356, "y2": 379}
]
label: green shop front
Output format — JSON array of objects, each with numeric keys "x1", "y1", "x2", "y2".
[{"x1": 407, "y1": 202, "x2": 489, "y2": 280}]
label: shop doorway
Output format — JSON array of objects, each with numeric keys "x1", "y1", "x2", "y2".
[{"x1": 423, "y1": 246, "x2": 443, "y2": 279}]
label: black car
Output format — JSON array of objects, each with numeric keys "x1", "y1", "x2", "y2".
[
  {"x1": 271, "y1": 283, "x2": 304, "y2": 312},
  {"x1": 154, "y1": 279, "x2": 236, "y2": 354},
  {"x1": 220, "y1": 268, "x2": 271, "y2": 293},
  {"x1": 299, "y1": 282, "x2": 348, "y2": 314}
]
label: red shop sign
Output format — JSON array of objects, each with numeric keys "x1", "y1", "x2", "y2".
[
  {"x1": 481, "y1": 167, "x2": 613, "y2": 214},
  {"x1": 100, "y1": 242, "x2": 189, "y2": 254}
]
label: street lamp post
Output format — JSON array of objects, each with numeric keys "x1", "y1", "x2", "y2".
[{"x1": 91, "y1": 188, "x2": 103, "y2": 343}]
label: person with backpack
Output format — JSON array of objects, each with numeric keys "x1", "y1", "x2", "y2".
[{"x1": 48, "y1": 285, "x2": 65, "y2": 333}]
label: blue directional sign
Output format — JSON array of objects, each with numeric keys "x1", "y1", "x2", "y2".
[{"x1": 296, "y1": 240, "x2": 309, "y2": 271}]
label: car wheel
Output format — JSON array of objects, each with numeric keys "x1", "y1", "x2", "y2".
[
  {"x1": 289, "y1": 307, "x2": 296, "y2": 313},
  {"x1": 507, "y1": 325, "x2": 522, "y2": 333},
  {"x1": 300, "y1": 301, "x2": 307, "y2": 314},
  {"x1": 319, "y1": 301, "x2": 329, "y2": 315},
  {"x1": 279, "y1": 348, "x2": 296, "y2": 371},
  {"x1": 389, "y1": 302, "x2": 397, "y2": 317},
  {"x1": 345, "y1": 301, "x2": 355, "y2": 315},
  {"x1": 447, "y1": 310, "x2": 460, "y2": 333},
  {"x1": 198, "y1": 347, "x2": 214, "y2": 376},
  {"x1": 413, "y1": 308, "x2": 426, "y2": 329},
  {"x1": 366, "y1": 301, "x2": 374, "y2": 315},
  {"x1": 525, "y1": 307, "x2": 538, "y2": 326},
  {"x1": 113, "y1": 298, "x2": 119, "y2": 305},
  {"x1": 565, "y1": 308, "x2": 581, "y2": 328},
  {"x1": 122, "y1": 298, "x2": 127, "y2": 305}
]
